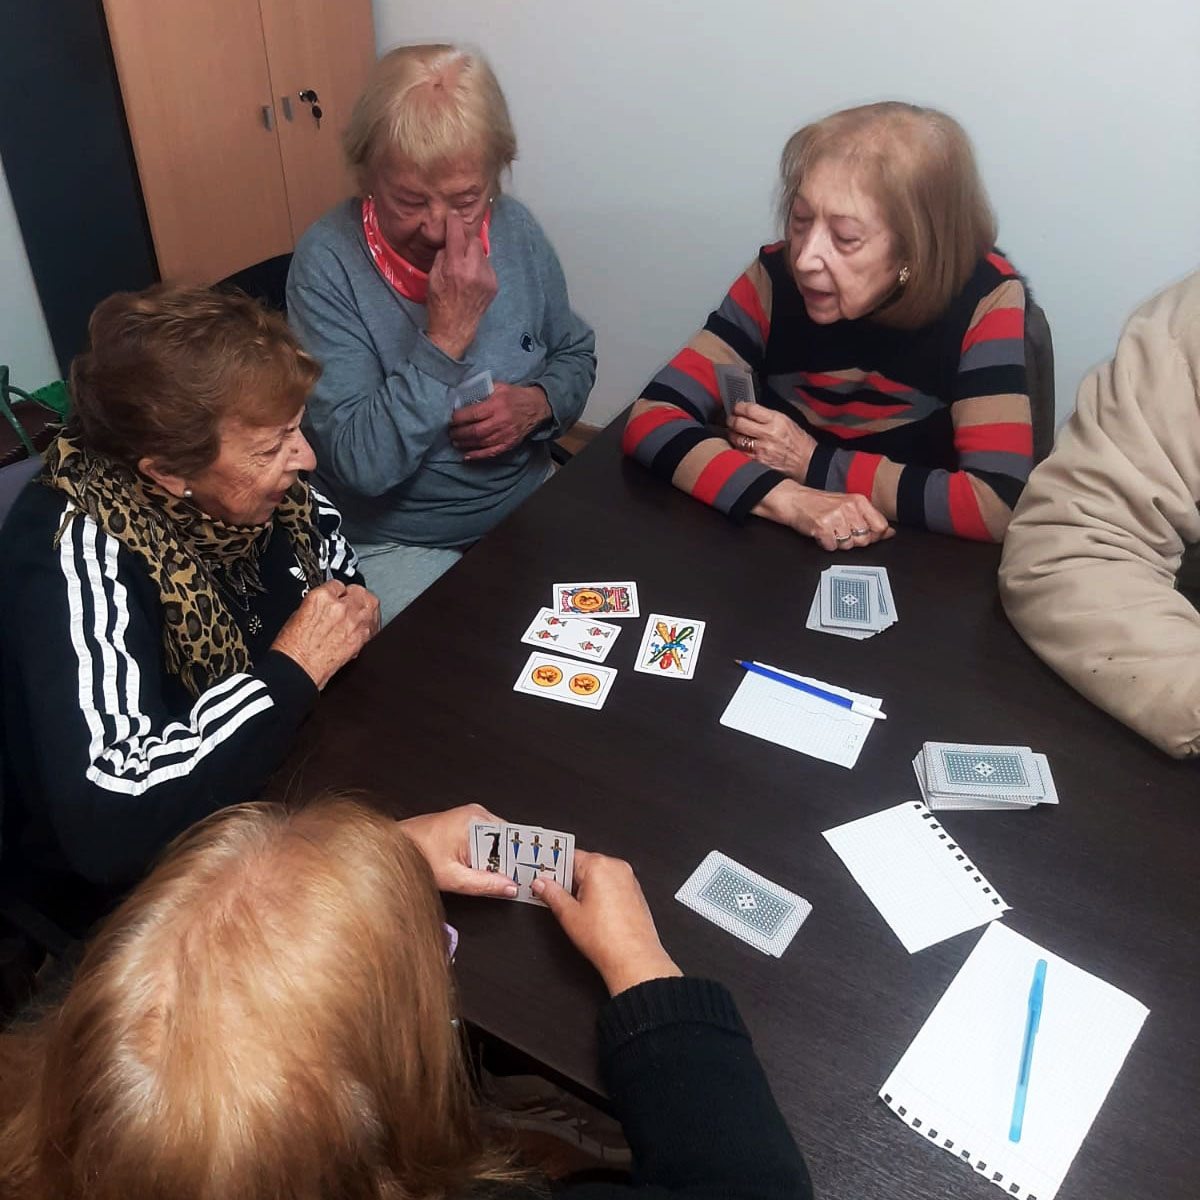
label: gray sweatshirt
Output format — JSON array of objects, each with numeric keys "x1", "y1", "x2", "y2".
[{"x1": 287, "y1": 196, "x2": 596, "y2": 547}]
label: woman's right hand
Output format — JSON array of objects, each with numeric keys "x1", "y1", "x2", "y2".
[
  {"x1": 757, "y1": 480, "x2": 894, "y2": 551},
  {"x1": 426, "y1": 212, "x2": 498, "y2": 360},
  {"x1": 271, "y1": 580, "x2": 380, "y2": 690},
  {"x1": 533, "y1": 850, "x2": 682, "y2": 996}
]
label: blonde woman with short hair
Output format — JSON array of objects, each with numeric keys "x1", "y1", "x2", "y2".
[
  {"x1": 0, "y1": 796, "x2": 812, "y2": 1198},
  {"x1": 288, "y1": 44, "x2": 596, "y2": 623},
  {"x1": 623, "y1": 102, "x2": 1034, "y2": 548}
]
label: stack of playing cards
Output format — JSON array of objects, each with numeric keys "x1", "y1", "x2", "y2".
[
  {"x1": 448, "y1": 369, "x2": 494, "y2": 411},
  {"x1": 912, "y1": 742, "x2": 1060, "y2": 811},
  {"x1": 807, "y1": 565, "x2": 897, "y2": 639},
  {"x1": 715, "y1": 362, "x2": 758, "y2": 416},
  {"x1": 470, "y1": 820, "x2": 575, "y2": 906},
  {"x1": 675, "y1": 851, "x2": 812, "y2": 957}
]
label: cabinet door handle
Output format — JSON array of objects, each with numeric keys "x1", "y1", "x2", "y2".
[
  {"x1": 261, "y1": 104, "x2": 275, "y2": 132},
  {"x1": 281, "y1": 95, "x2": 294, "y2": 122}
]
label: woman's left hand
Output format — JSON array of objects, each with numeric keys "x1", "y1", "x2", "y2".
[
  {"x1": 397, "y1": 803, "x2": 518, "y2": 898},
  {"x1": 450, "y1": 383, "x2": 552, "y2": 461},
  {"x1": 726, "y1": 401, "x2": 818, "y2": 479}
]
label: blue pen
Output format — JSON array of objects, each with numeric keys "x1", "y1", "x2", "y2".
[
  {"x1": 735, "y1": 660, "x2": 887, "y2": 721},
  {"x1": 1009, "y1": 958, "x2": 1048, "y2": 1142}
]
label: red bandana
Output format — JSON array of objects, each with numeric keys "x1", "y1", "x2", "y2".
[{"x1": 361, "y1": 197, "x2": 492, "y2": 304}]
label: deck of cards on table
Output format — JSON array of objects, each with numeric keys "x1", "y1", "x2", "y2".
[
  {"x1": 469, "y1": 821, "x2": 575, "y2": 906},
  {"x1": 676, "y1": 851, "x2": 812, "y2": 957},
  {"x1": 634, "y1": 613, "x2": 705, "y2": 679},
  {"x1": 552, "y1": 581, "x2": 640, "y2": 618},
  {"x1": 913, "y1": 742, "x2": 1060, "y2": 811},
  {"x1": 808, "y1": 565, "x2": 897, "y2": 639}
]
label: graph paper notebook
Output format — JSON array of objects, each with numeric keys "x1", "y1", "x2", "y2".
[{"x1": 879, "y1": 922, "x2": 1149, "y2": 1200}]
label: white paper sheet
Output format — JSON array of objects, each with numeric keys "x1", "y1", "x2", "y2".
[
  {"x1": 822, "y1": 801, "x2": 1009, "y2": 951},
  {"x1": 879, "y1": 922, "x2": 1149, "y2": 1200},
  {"x1": 719, "y1": 666, "x2": 880, "y2": 768}
]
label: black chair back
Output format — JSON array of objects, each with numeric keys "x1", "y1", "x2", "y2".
[{"x1": 1025, "y1": 300, "x2": 1056, "y2": 464}]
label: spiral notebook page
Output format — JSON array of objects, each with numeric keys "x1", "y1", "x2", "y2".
[
  {"x1": 880, "y1": 922, "x2": 1149, "y2": 1200},
  {"x1": 719, "y1": 669, "x2": 880, "y2": 768},
  {"x1": 822, "y1": 802, "x2": 1008, "y2": 952}
]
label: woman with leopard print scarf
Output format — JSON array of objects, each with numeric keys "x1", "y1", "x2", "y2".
[{"x1": 0, "y1": 286, "x2": 379, "y2": 935}]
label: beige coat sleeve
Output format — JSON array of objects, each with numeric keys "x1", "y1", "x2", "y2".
[{"x1": 998, "y1": 272, "x2": 1200, "y2": 758}]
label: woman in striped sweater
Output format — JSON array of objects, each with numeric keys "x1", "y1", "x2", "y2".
[{"x1": 623, "y1": 102, "x2": 1032, "y2": 549}]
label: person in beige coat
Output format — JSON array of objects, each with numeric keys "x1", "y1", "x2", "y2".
[{"x1": 999, "y1": 270, "x2": 1200, "y2": 759}]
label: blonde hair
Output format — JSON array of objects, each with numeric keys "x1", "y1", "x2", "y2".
[
  {"x1": 344, "y1": 44, "x2": 517, "y2": 192},
  {"x1": 778, "y1": 102, "x2": 997, "y2": 329},
  {"x1": 0, "y1": 797, "x2": 514, "y2": 1200}
]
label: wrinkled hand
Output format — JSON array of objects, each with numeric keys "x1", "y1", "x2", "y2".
[
  {"x1": 449, "y1": 382, "x2": 551, "y2": 461},
  {"x1": 397, "y1": 803, "x2": 518, "y2": 899},
  {"x1": 533, "y1": 850, "x2": 682, "y2": 996},
  {"x1": 271, "y1": 580, "x2": 380, "y2": 689},
  {"x1": 726, "y1": 401, "x2": 818, "y2": 479},
  {"x1": 756, "y1": 480, "x2": 894, "y2": 551},
  {"x1": 426, "y1": 212, "x2": 498, "y2": 360}
]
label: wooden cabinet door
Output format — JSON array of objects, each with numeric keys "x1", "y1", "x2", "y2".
[
  {"x1": 257, "y1": 0, "x2": 376, "y2": 242},
  {"x1": 102, "y1": 0, "x2": 294, "y2": 283}
]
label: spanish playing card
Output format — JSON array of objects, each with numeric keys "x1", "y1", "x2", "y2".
[
  {"x1": 501, "y1": 823, "x2": 576, "y2": 906},
  {"x1": 551, "y1": 581, "x2": 640, "y2": 618},
  {"x1": 633, "y1": 612, "x2": 706, "y2": 679},
  {"x1": 519, "y1": 607, "x2": 620, "y2": 662},
  {"x1": 675, "y1": 851, "x2": 812, "y2": 957},
  {"x1": 513, "y1": 651, "x2": 617, "y2": 710}
]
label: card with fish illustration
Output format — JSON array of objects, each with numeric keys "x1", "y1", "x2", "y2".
[
  {"x1": 519, "y1": 607, "x2": 620, "y2": 662},
  {"x1": 552, "y1": 581, "x2": 640, "y2": 618},
  {"x1": 633, "y1": 612, "x2": 706, "y2": 680}
]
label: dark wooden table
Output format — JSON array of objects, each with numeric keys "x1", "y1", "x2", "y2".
[{"x1": 279, "y1": 420, "x2": 1199, "y2": 1200}]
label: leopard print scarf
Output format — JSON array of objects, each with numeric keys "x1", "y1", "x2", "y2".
[{"x1": 43, "y1": 431, "x2": 324, "y2": 697}]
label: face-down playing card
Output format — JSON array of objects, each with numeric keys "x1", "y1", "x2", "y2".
[
  {"x1": 819, "y1": 568, "x2": 877, "y2": 630},
  {"x1": 513, "y1": 651, "x2": 617, "y2": 710},
  {"x1": 502, "y1": 823, "x2": 576, "y2": 906},
  {"x1": 449, "y1": 369, "x2": 494, "y2": 411},
  {"x1": 520, "y1": 607, "x2": 621, "y2": 662},
  {"x1": 633, "y1": 613, "x2": 706, "y2": 679},
  {"x1": 675, "y1": 851, "x2": 812, "y2": 957},
  {"x1": 715, "y1": 362, "x2": 756, "y2": 417}
]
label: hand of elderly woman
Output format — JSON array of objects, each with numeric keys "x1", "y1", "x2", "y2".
[
  {"x1": 397, "y1": 802, "x2": 519, "y2": 899},
  {"x1": 726, "y1": 401, "x2": 819, "y2": 479},
  {"x1": 756, "y1": 479, "x2": 894, "y2": 551},
  {"x1": 426, "y1": 212, "x2": 499, "y2": 361},
  {"x1": 533, "y1": 850, "x2": 682, "y2": 996},
  {"x1": 271, "y1": 580, "x2": 380, "y2": 690},
  {"x1": 449, "y1": 383, "x2": 552, "y2": 461}
]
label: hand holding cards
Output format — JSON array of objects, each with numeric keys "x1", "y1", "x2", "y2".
[
  {"x1": 913, "y1": 742, "x2": 1060, "y2": 811},
  {"x1": 470, "y1": 820, "x2": 575, "y2": 906}
]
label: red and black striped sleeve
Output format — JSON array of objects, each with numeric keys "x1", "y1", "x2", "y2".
[
  {"x1": 622, "y1": 255, "x2": 786, "y2": 521},
  {"x1": 805, "y1": 257, "x2": 1032, "y2": 541}
]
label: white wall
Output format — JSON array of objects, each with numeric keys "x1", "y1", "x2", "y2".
[
  {"x1": 373, "y1": 0, "x2": 1200, "y2": 427},
  {"x1": 0, "y1": 157, "x2": 59, "y2": 388}
]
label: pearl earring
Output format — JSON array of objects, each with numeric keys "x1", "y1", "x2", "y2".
[
  {"x1": 898, "y1": 265, "x2": 911, "y2": 287},
  {"x1": 183, "y1": 488, "x2": 194, "y2": 498}
]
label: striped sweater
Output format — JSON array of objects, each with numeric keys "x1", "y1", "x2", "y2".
[
  {"x1": 0, "y1": 478, "x2": 360, "y2": 923},
  {"x1": 622, "y1": 246, "x2": 1032, "y2": 541}
]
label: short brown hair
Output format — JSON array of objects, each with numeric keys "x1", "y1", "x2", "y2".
[
  {"x1": 0, "y1": 796, "x2": 515, "y2": 1200},
  {"x1": 778, "y1": 102, "x2": 997, "y2": 329},
  {"x1": 344, "y1": 43, "x2": 517, "y2": 193},
  {"x1": 68, "y1": 285, "x2": 320, "y2": 478}
]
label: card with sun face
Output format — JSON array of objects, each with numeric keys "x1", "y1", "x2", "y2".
[{"x1": 551, "y1": 581, "x2": 640, "y2": 619}]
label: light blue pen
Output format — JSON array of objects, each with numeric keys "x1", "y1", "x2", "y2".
[{"x1": 1009, "y1": 958, "x2": 1048, "y2": 1142}]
